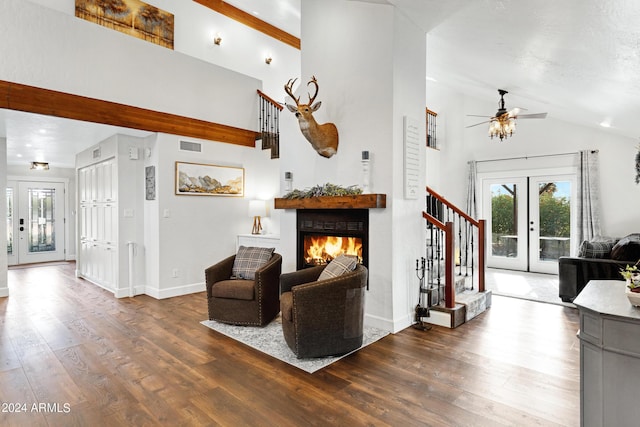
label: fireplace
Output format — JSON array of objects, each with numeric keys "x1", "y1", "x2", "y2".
[{"x1": 296, "y1": 209, "x2": 369, "y2": 273}]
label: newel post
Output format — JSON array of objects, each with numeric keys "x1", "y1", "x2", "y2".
[
  {"x1": 444, "y1": 221, "x2": 455, "y2": 308},
  {"x1": 478, "y1": 219, "x2": 486, "y2": 293}
]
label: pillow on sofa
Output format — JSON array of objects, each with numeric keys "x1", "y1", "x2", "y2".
[
  {"x1": 611, "y1": 234, "x2": 640, "y2": 262},
  {"x1": 578, "y1": 240, "x2": 616, "y2": 259},
  {"x1": 318, "y1": 254, "x2": 358, "y2": 281},
  {"x1": 232, "y1": 246, "x2": 275, "y2": 280}
]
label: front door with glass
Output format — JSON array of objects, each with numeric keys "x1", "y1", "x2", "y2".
[{"x1": 7, "y1": 181, "x2": 66, "y2": 265}]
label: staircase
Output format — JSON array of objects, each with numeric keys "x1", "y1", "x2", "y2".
[
  {"x1": 419, "y1": 187, "x2": 492, "y2": 328},
  {"x1": 257, "y1": 90, "x2": 282, "y2": 159}
]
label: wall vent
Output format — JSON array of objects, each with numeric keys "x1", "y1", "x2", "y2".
[
  {"x1": 180, "y1": 141, "x2": 202, "y2": 152},
  {"x1": 92, "y1": 148, "x2": 101, "y2": 159}
]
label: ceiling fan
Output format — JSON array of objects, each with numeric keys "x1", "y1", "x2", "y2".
[{"x1": 467, "y1": 89, "x2": 547, "y2": 141}]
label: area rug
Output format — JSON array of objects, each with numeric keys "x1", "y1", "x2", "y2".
[{"x1": 201, "y1": 315, "x2": 388, "y2": 374}]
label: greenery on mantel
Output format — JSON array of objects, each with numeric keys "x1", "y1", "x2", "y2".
[{"x1": 282, "y1": 183, "x2": 363, "y2": 199}]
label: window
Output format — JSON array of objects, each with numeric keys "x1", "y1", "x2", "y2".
[{"x1": 426, "y1": 108, "x2": 438, "y2": 149}]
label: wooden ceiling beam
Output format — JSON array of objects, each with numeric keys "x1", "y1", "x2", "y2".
[
  {"x1": 194, "y1": 0, "x2": 301, "y2": 50},
  {"x1": 0, "y1": 80, "x2": 259, "y2": 147}
]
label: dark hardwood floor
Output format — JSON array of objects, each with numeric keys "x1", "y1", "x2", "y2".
[{"x1": 0, "y1": 262, "x2": 580, "y2": 426}]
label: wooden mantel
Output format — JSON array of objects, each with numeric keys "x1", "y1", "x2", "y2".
[{"x1": 274, "y1": 194, "x2": 386, "y2": 209}]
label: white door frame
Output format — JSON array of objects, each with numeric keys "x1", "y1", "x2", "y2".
[
  {"x1": 7, "y1": 176, "x2": 70, "y2": 265},
  {"x1": 478, "y1": 166, "x2": 577, "y2": 273}
]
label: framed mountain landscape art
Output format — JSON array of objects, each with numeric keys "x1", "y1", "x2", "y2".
[
  {"x1": 175, "y1": 162, "x2": 245, "y2": 197},
  {"x1": 75, "y1": 0, "x2": 174, "y2": 49}
]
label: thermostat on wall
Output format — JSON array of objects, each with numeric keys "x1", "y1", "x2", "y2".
[{"x1": 128, "y1": 146, "x2": 139, "y2": 160}]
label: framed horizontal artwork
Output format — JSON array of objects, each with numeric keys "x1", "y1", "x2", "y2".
[
  {"x1": 175, "y1": 162, "x2": 244, "y2": 197},
  {"x1": 75, "y1": 0, "x2": 174, "y2": 50}
]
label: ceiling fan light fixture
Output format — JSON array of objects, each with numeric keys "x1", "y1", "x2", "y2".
[
  {"x1": 30, "y1": 161, "x2": 49, "y2": 170},
  {"x1": 489, "y1": 116, "x2": 515, "y2": 141}
]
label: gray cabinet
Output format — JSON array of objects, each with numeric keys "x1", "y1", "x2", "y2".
[{"x1": 574, "y1": 280, "x2": 640, "y2": 427}]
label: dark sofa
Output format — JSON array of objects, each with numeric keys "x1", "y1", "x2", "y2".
[{"x1": 559, "y1": 234, "x2": 640, "y2": 302}]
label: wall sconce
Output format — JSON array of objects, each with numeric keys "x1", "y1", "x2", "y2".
[
  {"x1": 265, "y1": 54, "x2": 273, "y2": 65},
  {"x1": 213, "y1": 33, "x2": 222, "y2": 45},
  {"x1": 249, "y1": 200, "x2": 267, "y2": 234},
  {"x1": 30, "y1": 161, "x2": 49, "y2": 170}
]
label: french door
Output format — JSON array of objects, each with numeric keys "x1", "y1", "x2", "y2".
[
  {"x1": 481, "y1": 174, "x2": 576, "y2": 274},
  {"x1": 7, "y1": 180, "x2": 66, "y2": 266}
]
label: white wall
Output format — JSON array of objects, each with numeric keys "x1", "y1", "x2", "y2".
[
  {"x1": 426, "y1": 81, "x2": 640, "y2": 238},
  {"x1": 25, "y1": 0, "x2": 300, "y2": 101},
  {"x1": 1, "y1": 0, "x2": 259, "y2": 131},
  {"x1": 0, "y1": 138, "x2": 7, "y2": 297},
  {"x1": 144, "y1": 134, "x2": 279, "y2": 299},
  {"x1": 390, "y1": 10, "x2": 428, "y2": 330},
  {"x1": 286, "y1": 0, "x2": 425, "y2": 332}
]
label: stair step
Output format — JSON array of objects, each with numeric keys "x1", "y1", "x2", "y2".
[
  {"x1": 428, "y1": 304, "x2": 466, "y2": 328},
  {"x1": 420, "y1": 290, "x2": 492, "y2": 328},
  {"x1": 456, "y1": 290, "x2": 492, "y2": 322}
]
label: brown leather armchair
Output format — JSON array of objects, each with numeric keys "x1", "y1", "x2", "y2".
[
  {"x1": 279, "y1": 263, "x2": 368, "y2": 358},
  {"x1": 205, "y1": 253, "x2": 282, "y2": 326}
]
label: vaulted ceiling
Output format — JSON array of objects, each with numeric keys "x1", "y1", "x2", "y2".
[
  {"x1": 4, "y1": 0, "x2": 639, "y2": 168},
  {"x1": 236, "y1": 0, "x2": 640, "y2": 139}
]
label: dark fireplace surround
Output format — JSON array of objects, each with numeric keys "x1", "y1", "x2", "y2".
[{"x1": 274, "y1": 193, "x2": 386, "y2": 288}]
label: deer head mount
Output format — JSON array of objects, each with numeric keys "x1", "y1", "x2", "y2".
[{"x1": 284, "y1": 76, "x2": 339, "y2": 158}]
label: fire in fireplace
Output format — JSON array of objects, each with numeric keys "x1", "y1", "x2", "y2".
[
  {"x1": 296, "y1": 209, "x2": 368, "y2": 272},
  {"x1": 303, "y1": 235, "x2": 363, "y2": 266}
]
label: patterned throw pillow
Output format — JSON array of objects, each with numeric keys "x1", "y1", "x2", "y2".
[
  {"x1": 578, "y1": 240, "x2": 615, "y2": 259},
  {"x1": 318, "y1": 254, "x2": 358, "y2": 281},
  {"x1": 232, "y1": 246, "x2": 275, "y2": 280}
]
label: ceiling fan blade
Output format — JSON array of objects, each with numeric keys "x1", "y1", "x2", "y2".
[
  {"x1": 466, "y1": 114, "x2": 494, "y2": 118},
  {"x1": 507, "y1": 108, "x2": 521, "y2": 118},
  {"x1": 517, "y1": 112, "x2": 547, "y2": 119},
  {"x1": 466, "y1": 120, "x2": 491, "y2": 128}
]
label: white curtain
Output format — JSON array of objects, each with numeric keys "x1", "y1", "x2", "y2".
[
  {"x1": 461, "y1": 161, "x2": 478, "y2": 265},
  {"x1": 466, "y1": 160, "x2": 478, "y2": 218},
  {"x1": 577, "y1": 150, "x2": 601, "y2": 246}
]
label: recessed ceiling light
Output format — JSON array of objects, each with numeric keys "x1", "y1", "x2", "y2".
[
  {"x1": 16, "y1": 154, "x2": 22, "y2": 158},
  {"x1": 25, "y1": 143, "x2": 32, "y2": 147},
  {"x1": 39, "y1": 129, "x2": 47, "y2": 134},
  {"x1": 599, "y1": 121, "x2": 611, "y2": 128}
]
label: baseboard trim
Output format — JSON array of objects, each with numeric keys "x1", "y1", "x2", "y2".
[
  {"x1": 144, "y1": 282, "x2": 206, "y2": 300},
  {"x1": 0, "y1": 287, "x2": 9, "y2": 297}
]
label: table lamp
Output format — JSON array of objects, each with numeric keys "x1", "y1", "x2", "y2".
[{"x1": 249, "y1": 200, "x2": 267, "y2": 234}]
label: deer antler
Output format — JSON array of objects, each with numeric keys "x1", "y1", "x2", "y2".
[
  {"x1": 284, "y1": 78, "x2": 300, "y2": 106},
  {"x1": 307, "y1": 76, "x2": 319, "y2": 105}
]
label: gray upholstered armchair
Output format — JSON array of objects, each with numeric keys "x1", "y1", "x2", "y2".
[
  {"x1": 205, "y1": 250, "x2": 282, "y2": 326},
  {"x1": 279, "y1": 263, "x2": 368, "y2": 358}
]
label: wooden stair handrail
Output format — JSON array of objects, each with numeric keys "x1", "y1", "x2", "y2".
[
  {"x1": 422, "y1": 211, "x2": 445, "y2": 230},
  {"x1": 427, "y1": 186, "x2": 479, "y2": 227},
  {"x1": 423, "y1": 187, "x2": 486, "y2": 308},
  {"x1": 257, "y1": 90, "x2": 284, "y2": 111}
]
